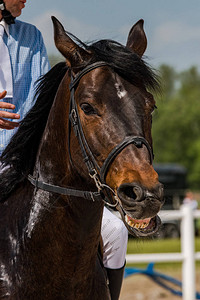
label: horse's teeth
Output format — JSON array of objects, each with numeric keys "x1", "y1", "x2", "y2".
[{"x1": 126, "y1": 215, "x2": 150, "y2": 229}]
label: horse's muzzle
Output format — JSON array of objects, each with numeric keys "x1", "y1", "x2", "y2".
[{"x1": 117, "y1": 182, "x2": 164, "y2": 237}]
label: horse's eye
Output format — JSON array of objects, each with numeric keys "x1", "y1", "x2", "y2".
[{"x1": 81, "y1": 103, "x2": 96, "y2": 115}]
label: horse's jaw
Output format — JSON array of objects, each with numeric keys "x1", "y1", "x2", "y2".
[
  {"x1": 124, "y1": 214, "x2": 161, "y2": 237},
  {"x1": 116, "y1": 202, "x2": 162, "y2": 238}
]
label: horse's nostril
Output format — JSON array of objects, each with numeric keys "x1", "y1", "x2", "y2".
[
  {"x1": 133, "y1": 186, "x2": 143, "y2": 199},
  {"x1": 118, "y1": 184, "x2": 143, "y2": 201},
  {"x1": 118, "y1": 183, "x2": 164, "y2": 202}
]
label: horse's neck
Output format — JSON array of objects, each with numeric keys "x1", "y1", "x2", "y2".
[
  {"x1": 34, "y1": 76, "x2": 69, "y2": 182},
  {"x1": 26, "y1": 188, "x2": 103, "y2": 272},
  {"x1": 22, "y1": 181, "x2": 105, "y2": 298},
  {"x1": 24, "y1": 78, "x2": 105, "y2": 294},
  {"x1": 1, "y1": 186, "x2": 105, "y2": 299}
]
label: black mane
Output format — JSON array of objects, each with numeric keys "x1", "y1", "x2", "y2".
[
  {"x1": 70, "y1": 36, "x2": 159, "y2": 91},
  {"x1": 87, "y1": 40, "x2": 159, "y2": 91},
  {"x1": 0, "y1": 38, "x2": 159, "y2": 202}
]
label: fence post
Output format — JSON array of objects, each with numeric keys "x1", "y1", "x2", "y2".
[{"x1": 181, "y1": 204, "x2": 196, "y2": 300}]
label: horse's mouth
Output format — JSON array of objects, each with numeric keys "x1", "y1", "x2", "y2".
[
  {"x1": 119, "y1": 209, "x2": 161, "y2": 237},
  {"x1": 125, "y1": 215, "x2": 155, "y2": 230},
  {"x1": 116, "y1": 183, "x2": 163, "y2": 236}
]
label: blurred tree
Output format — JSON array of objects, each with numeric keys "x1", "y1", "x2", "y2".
[
  {"x1": 158, "y1": 64, "x2": 177, "y2": 100},
  {"x1": 152, "y1": 66, "x2": 200, "y2": 188}
]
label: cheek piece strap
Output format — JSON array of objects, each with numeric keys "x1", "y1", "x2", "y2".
[{"x1": 0, "y1": 0, "x2": 15, "y2": 25}]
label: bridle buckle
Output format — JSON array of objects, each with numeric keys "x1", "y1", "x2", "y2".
[
  {"x1": 89, "y1": 169, "x2": 119, "y2": 207},
  {"x1": 89, "y1": 169, "x2": 103, "y2": 192}
]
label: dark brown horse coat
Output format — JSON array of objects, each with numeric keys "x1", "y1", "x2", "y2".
[{"x1": 0, "y1": 17, "x2": 163, "y2": 299}]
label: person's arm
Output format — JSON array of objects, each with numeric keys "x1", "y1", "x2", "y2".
[
  {"x1": 39, "y1": 31, "x2": 50, "y2": 75},
  {"x1": 0, "y1": 91, "x2": 20, "y2": 130}
]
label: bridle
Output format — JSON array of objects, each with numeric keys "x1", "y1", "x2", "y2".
[{"x1": 28, "y1": 61, "x2": 154, "y2": 210}]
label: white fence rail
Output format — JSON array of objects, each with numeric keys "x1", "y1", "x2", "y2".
[{"x1": 126, "y1": 205, "x2": 200, "y2": 300}]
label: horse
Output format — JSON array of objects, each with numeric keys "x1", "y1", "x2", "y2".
[{"x1": 0, "y1": 17, "x2": 164, "y2": 299}]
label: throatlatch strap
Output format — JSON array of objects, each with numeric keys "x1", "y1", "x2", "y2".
[{"x1": 27, "y1": 175, "x2": 102, "y2": 202}]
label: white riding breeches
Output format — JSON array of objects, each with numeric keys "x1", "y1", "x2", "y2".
[{"x1": 101, "y1": 206, "x2": 128, "y2": 269}]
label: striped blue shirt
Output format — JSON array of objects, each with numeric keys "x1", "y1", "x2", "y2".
[{"x1": 0, "y1": 19, "x2": 50, "y2": 155}]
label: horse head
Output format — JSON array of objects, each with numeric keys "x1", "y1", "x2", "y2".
[{"x1": 51, "y1": 17, "x2": 164, "y2": 237}]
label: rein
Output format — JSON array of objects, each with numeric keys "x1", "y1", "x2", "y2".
[{"x1": 28, "y1": 61, "x2": 154, "y2": 209}]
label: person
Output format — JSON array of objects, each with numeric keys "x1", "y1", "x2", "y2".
[
  {"x1": 101, "y1": 207, "x2": 128, "y2": 300},
  {"x1": 183, "y1": 191, "x2": 198, "y2": 210},
  {"x1": 0, "y1": 0, "x2": 50, "y2": 154},
  {"x1": 0, "y1": 2, "x2": 128, "y2": 299}
]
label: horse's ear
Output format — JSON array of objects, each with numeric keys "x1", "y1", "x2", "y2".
[
  {"x1": 51, "y1": 16, "x2": 90, "y2": 67},
  {"x1": 126, "y1": 19, "x2": 147, "y2": 57}
]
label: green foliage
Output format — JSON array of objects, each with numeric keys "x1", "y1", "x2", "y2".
[
  {"x1": 158, "y1": 64, "x2": 177, "y2": 100},
  {"x1": 152, "y1": 65, "x2": 200, "y2": 188}
]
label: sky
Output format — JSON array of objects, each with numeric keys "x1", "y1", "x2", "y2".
[{"x1": 20, "y1": 0, "x2": 200, "y2": 71}]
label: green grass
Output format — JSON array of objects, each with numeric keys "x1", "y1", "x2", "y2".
[{"x1": 126, "y1": 237, "x2": 200, "y2": 271}]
